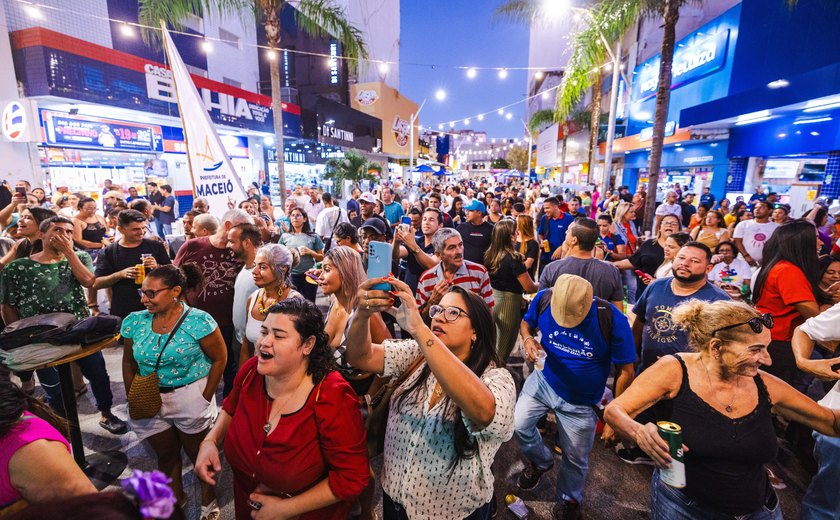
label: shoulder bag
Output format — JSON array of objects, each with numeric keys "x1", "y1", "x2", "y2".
[
  {"x1": 360, "y1": 355, "x2": 425, "y2": 457},
  {"x1": 127, "y1": 308, "x2": 192, "y2": 420}
]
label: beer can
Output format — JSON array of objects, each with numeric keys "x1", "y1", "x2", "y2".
[
  {"x1": 542, "y1": 239, "x2": 550, "y2": 253},
  {"x1": 657, "y1": 421, "x2": 686, "y2": 488},
  {"x1": 134, "y1": 264, "x2": 146, "y2": 285}
]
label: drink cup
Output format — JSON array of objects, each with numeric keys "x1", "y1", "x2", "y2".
[
  {"x1": 134, "y1": 264, "x2": 146, "y2": 284},
  {"x1": 535, "y1": 349, "x2": 547, "y2": 371}
]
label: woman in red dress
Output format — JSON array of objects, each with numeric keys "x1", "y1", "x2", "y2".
[{"x1": 195, "y1": 298, "x2": 369, "y2": 520}]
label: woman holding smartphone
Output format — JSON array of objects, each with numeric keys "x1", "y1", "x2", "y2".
[{"x1": 279, "y1": 208, "x2": 324, "y2": 303}]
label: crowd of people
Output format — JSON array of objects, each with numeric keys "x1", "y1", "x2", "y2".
[{"x1": 1, "y1": 176, "x2": 840, "y2": 520}]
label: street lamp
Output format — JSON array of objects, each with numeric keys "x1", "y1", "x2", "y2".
[
  {"x1": 520, "y1": 118, "x2": 533, "y2": 177},
  {"x1": 409, "y1": 98, "x2": 428, "y2": 172}
]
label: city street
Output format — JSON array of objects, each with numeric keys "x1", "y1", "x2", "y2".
[{"x1": 63, "y1": 332, "x2": 811, "y2": 520}]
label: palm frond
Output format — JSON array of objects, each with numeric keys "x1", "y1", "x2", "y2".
[
  {"x1": 324, "y1": 151, "x2": 381, "y2": 187},
  {"x1": 493, "y1": 0, "x2": 540, "y2": 24},
  {"x1": 295, "y1": 0, "x2": 369, "y2": 74},
  {"x1": 555, "y1": 0, "x2": 643, "y2": 120},
  {"x1": 138, "y1": 0, "x2": 252, "y2": 45},
  {"x1": 528, "y1": 109, "x2": 555, "y2": 134}
]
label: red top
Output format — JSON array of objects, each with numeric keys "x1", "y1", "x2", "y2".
[
  {"x1": 755, "y1": 261, "x2": 816, "y2": 341},
  {"x1": 222, "y1": 358, "x2": 369, "y2": 520},
  {"x1": 623, "y1": 222, "x2": 637, "y2": 253}
]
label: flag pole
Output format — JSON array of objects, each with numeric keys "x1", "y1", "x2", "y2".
[{"x1": 160, "y1": 20, "x2": 197, "y2": 200}]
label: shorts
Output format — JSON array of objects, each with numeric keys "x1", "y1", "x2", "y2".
[{"x1": 130, "y1": 376, "x2": 218, "y2": 439}]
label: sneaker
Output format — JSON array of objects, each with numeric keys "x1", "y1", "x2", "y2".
[
  {"x1": 517, "y1": 463, "x2": 553, "y2": 490},
  {"x1": 552, "y1": 501, "x2": 582, "y2": 520},
  {"x1": 616, "y1": 446, "x2": 654, "y2": 466},
  {"x1": 99, "y1": 413, "x2": 128, "y2": 435}
]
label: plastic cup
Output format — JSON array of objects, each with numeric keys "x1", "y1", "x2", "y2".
[{"x1": 535, "y1": 349, "x2": 547, "y2": 371}]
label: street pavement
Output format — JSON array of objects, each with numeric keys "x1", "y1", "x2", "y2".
[{"x1": 50, "y1": 291, "x2": 811, "y2": 519}]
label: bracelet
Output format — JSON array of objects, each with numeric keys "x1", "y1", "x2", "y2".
[{"x1": 523, "y1": 336, "x2": 536, "y2": 344}]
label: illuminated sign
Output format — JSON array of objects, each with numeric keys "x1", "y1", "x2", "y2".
[
  {"x1": 329, "y1": 42, "x2": 339, "y2": 85},
  {"x1": 41, "y1": 110, "x2": 163, "y2": 152},
  {"x1": 640, "y1": 121, "x2": 676, "y2": 141},
  {"x1": 634, "y1": 29, "x2": 730, "y2": 101},
  {"x1": 2, "y1": 101, "x2": 26, "y2": 141}
]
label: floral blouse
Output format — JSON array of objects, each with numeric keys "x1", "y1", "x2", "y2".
[{"x1": 380, "y1": 339, "x2": 516, "y2": 520}]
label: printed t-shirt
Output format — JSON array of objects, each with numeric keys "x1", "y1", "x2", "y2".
[
  {"x1": 733, "y1": 220, "x2": 779, "y2": 264},
  {"x1": 524, "y1": 291, "x2": 636, "y2": 405},
  {"x1": 174, "y1": 236, "x2": 243, "y2": 327},
  {"x1": 537, "y1": 213, "x2": 575, "y2": 262},
  {"x1": 0, "y1": 252, "x2": 93, "y2": 319}
]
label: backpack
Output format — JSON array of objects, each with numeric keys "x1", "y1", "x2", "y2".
[
  {"x1": 38, "y1": 315, "x2": 122, "y2": 346},
  {"x1": 536, "y1": 289, "x2": 614, "y2": 343},
  {"x1": 0, "y1": 313, "x2": 77, "y2": 350}
]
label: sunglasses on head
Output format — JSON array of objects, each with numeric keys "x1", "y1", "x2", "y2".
[{"x1": 712, "y1": 313, "x2": 774, "y2": 336}]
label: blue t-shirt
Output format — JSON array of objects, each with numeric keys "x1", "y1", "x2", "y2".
[
  {"x1": 120, "y1": 304, "x2": 218, "y2": 387},
  {"x1": 383, "y1": 201, "x2": 405, "y2": 225},
  {"x1": 600, "y1": 233, "x2": 625, "y2": 252},
  {"x1": 524, "y1": 290, "x2": 636, "y2": 405},
  {"x1": 537, "y1": 213, "x2": 575, "y2": 261},
  {"x1": 633, "y1": 277, "x2": 730, "y2": 370}
]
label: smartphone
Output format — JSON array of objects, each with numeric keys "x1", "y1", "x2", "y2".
[
  {"x1": 401, "y1": 215, "x2": 412, "y2": 226},
  {"x1": 634, "y1": 270, "x2": 651, "y2": 280},
  {"x1": 305, "y1": 271, "x2": 322, "y2": 284},
  {"x1": 367, "y1": 241, "x2": 392, "y2": 291},
  {"x1": 14, "y1": 187, "x2": 25, "y2": 197}
]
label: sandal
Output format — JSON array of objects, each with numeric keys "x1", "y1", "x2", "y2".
[{"x1": 200, "y1": 499, "x2": 220, "y2": 520}]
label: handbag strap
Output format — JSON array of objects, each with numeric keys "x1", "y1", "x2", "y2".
[
  {"x1": 327, "y1": 208, "x2": 343, "y2": 242},
  {"x1": 152, "y1": 307, "x2": 192, "y2": 372}
]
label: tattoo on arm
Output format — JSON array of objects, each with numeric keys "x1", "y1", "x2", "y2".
[{"x1": 425, "y1": 339, "x2": 435, "y2": 348}]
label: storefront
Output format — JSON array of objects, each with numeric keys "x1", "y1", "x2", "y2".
[{"x1": 10, "y1": 26, "x2": 302, "y2": 210}]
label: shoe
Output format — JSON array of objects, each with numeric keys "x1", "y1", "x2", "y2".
[
  {"x1": 99, "y1": 413, "x2": 128, "y2": 435},
  {"x1": 200, "y1": 500, "x2": 220, "y2": 520},
  {"x1": 552, "y1": 501, "x2": 582, "y2": 520},
  {"x1": 616, "y1": 446, "x2": 654, "y2": 466},
  {"x1": 517, "y1": 462, "x2": 553, "y2": 490}
]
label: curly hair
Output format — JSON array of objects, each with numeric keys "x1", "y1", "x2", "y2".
[{"x1": 267, "y1": 298, "x2": 335, "y2": 383}]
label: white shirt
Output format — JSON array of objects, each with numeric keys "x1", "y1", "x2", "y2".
[
  {"x1": 380, "y1": 339, "x2": 515, "y2": 520},
  {"x1": 799, "y1": 303, "x2": 840, "y2": 409},
  {"x1": 232, "y1": 264, "x2": 258, "y2": 345},
  {"x1": 303, "y1": 199, "x2": 324, "y2": 224},
  {"x1": 708, "y1": 257, "x2": 753, "y2": 287},
  {"x1": 732, "y1": 220, "x2": 779, "y2": 263},
  {"x1": 314, "y1": 206, "x2": 349, "y2": 245},
  {"x1": 655, "y1": 202, "x2": 681, "y2": 218}
]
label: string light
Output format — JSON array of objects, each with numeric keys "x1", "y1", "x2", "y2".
[
  {"x1": 435, "y1": 89, "x2": 447, "y2": 101},
  {"x1": 477, "y1": 114, "x2": 484, "y2": 121},
  {"x1": 466, "y1": 68, "x2": 477, "y2": 79},
  {"x1": 498, "y1": 69, "x2": 509, "y2": 79},
  {"x1": 201, "y1": 40, "x2": 212, "y2": 53}
]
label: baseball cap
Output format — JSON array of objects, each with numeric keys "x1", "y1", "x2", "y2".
[
  {"x1": 360, "y1": 217, "x2": 387, "y2": 236},
  {"x1": 550, "y1": 274, "x2": 593, "y2": 328},
  {"x1": 359, "y1": 192, "x2": 377, "y2": 204},
  {"x1": 540, "y1": 187, "x2": 550, "y2": 196},
  {"x1": 464, "y1": 200, "x2": 486, "y2": 214}
]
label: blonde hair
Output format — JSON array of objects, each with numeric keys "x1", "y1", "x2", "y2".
[
  {"x1": 324, "y1": 246, "x2": 365, "y2": 310},
  {"x1": 672, "y1": 299, "x2": 762, "y2": 352},
  {"x1": 614, "y1": 201, "x2": 633, "y2": 224}
]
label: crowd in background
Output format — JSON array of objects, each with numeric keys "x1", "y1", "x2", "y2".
[{"x1": 1, "y1": 176, "x2": 840, "y2": 519}]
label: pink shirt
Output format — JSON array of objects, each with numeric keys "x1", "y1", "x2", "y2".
[{"x1": 0, "y1": 413, "x2": 70, "y2": 507}]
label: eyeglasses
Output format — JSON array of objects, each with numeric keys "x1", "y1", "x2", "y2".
[
  {"x1": 712, "y1": 313, "x2": 774, "y2": 336},
  {"x1": 429, "y1": 305, "x2": 470, "y2": 323},
  {"x1": 137, "y1": 287, "x2": 173, "y2": 299}
]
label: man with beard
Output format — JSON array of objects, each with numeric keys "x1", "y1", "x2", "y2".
[
  {"x1": 616, "y1": 241, "x2": 730, "y2": 465},
  {"x1": 415, "y1": 228, "x2": 493, "y2": 324},
  {"x1": 227, "y1": 223, "x2": 262, "y2": 362}
]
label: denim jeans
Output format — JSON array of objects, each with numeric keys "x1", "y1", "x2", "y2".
[
  {"x1": 801, "y1": 431, "x2": 840, "y2": 520},
  {"x1": 382, "y1": 493, "x2": 493, "y2": 520},
  {"x1": 514, "y1": 369, "x2": 597, "y2": 503},
  {"x1": 650, "y1": 470, "x2": 782, "y2": 520},
  {"x1": 36, "y1": 351, "x2": 113, "y2": 416}
]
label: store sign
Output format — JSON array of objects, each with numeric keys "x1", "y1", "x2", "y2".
[
  {"x1": 41, "y1": 110, "x2": 163, "y2": 152},
  {"x1": 634, "y1": 29, "x2": 730, "y2": 101},
  {"x1": 329, "y1": 42, "x2": 340, "y2": 85},
  {"x1": 536, "y1": 123, "x2": 560, "y2": 167},
  {"x1": 355, "y1": 89, "x2": 379, "y2": 106},
  {"x1": 392, "y1": 115, "x2": 410, "y2": 148},
  {"x1": 683, "y1": 155, "x2": 714, "y2": 165},
  {"x1": 640, "y1": 121, "x2": 676, "y2": 141},
  {"x1": 321, "y1": 122, "x2": 355, "y2": 144},
  {"x1": 11, "y1": 28, "x2": 303, "y2": 136},
  {"x1": 2, "y1": 101, "x2": 26, "y2": 141}
]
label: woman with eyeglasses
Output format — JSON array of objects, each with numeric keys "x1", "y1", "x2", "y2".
[
  {"x1": 121, "y1": 263, "x2": 227, "y2": 519},
  {"x1": 346, "y1": 278, "x2": 515, "y2": 520},
  {"x1": 279, "y1": 207, "x2": 324, "y2": 303},
  {"x1": 605, "y1": 299, "x2": 840, "y2": 520}
]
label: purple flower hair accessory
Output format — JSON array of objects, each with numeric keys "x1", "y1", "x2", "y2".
[{"x1": 120, "y1": 470, "x2": 177, "y2": 519}]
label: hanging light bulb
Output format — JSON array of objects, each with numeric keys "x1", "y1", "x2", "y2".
[
  {"x1": 477, "y1": 114, "x2": 484, "y2": 121},
  {"x1": 498, "y1": 69, "x2": 508, "y2": 79},
  {"x1": 466, "y1": 68, "x2": 477, "y2": 79}
]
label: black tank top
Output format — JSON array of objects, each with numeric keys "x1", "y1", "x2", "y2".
[
  {"x1": 669, "y1": 354, "x2": 777, "y2": 516},
  {"x1": 80, "y1": 220, "x2": 106, "y2": 247}
]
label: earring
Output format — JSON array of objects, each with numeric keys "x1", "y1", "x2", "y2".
[{"x1": 173, "y1": 298, "x2": 177, "y2": 302}]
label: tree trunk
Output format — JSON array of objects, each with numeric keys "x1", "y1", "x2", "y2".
[
  {"x1": 642, "y1": 0, "x2": 680, "y2": 234},
  {"x1": 265, "y1": 6, "x2": 287, "y2": 207},
  {"x1": 587, "y1": 72, "x2": 603, "y2": 187}
]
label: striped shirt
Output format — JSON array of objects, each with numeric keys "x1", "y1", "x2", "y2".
[{"x1": 416, "y1": 259, "x2": 494, "y2": 309}]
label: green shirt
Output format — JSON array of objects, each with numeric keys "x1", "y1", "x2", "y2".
[
  {"x1": 0, "y1": 251, "x2": 93, "y2": 319},
  {"x1": 279, "y1": 232, "x2": 325, "y2": 274}
]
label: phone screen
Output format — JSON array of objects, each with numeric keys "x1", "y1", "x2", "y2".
[{"x1": 401, "y1": 216, "x2": 412, "y2": 226}]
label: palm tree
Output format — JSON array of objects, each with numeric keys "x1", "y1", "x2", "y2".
[
  {"x1": 139, "y1": 0, "x2": 368, "y2": 207},
  {"x1": 323, "y1": 151, "x2": 382, "y2": 193}
]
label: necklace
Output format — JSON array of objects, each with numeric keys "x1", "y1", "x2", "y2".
[
  {"x1": 153, "y1": 306, "x2": 182, "y2": 332},
  {"x1": 257, "y1": 288, "x2": 281, "y2": 315},
  {"x1": 702, "y1": 359, "x2": 739, "y2": 413},
  {"x1": 263, "y1": 378, "x2": 301, "y2": 435}
]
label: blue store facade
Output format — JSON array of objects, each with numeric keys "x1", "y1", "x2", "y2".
[{"x1": 620, "y1": 0, "x2": 840, "y2": 207}]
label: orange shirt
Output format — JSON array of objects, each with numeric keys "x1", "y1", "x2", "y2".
[
  {"x1": 755, "y1": 261, "x2": 816, "y2": 341},
  {"x1": 623, "y1": 222, "x2": 637, "y2": 253}
]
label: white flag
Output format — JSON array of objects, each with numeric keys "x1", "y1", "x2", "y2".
[{"x1": 162, "y1": 27, "x2": 247, "y2": 217}]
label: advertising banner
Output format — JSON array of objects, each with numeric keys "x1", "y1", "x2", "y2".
[
  {"x1": 350, "y1": 82, "x2": 419, "y2": 157},
  {"x1": 41, "y1": 110, "x2": 163, "y2": 152}
]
